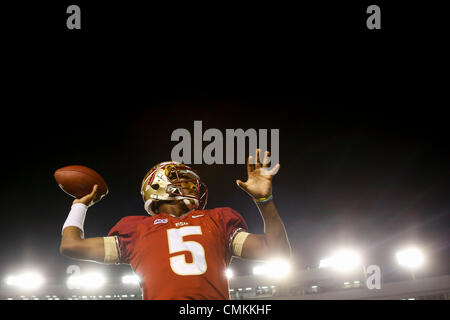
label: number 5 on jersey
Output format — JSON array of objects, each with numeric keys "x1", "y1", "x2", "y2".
[{"x1": 167, "y1": 226, "x2": 207, "y2": 275}]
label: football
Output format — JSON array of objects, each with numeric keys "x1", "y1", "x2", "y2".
[{"x1": 54, "y1": 165, "x2": 109, "y2": 198}]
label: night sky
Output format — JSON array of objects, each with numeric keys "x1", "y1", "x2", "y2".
[{"x1": 1, "y1": 2, "x2": 448, "y2": 289}]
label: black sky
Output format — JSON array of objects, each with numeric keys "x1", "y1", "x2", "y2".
[{"x1": 0, "y1": 1, "x2": 448, "y2": 287}]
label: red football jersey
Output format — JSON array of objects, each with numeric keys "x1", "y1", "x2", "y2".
[{"x1": 107, "y1": 207, "x2": 248, "y2": 300}]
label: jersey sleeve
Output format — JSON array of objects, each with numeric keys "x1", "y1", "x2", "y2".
[
  {"x1": 219, "y1": 207, "x2": 249, "y2": 255},
  {"x1": 107, "y1": 216, "x2": 144, "y2": 264}
]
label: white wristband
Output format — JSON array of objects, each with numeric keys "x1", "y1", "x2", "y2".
[{"x1": 62, "y1": 203, "x2": 88, "y2": 238}]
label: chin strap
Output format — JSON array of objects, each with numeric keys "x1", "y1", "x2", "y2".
[
  {"x1": 146, "y1": 198, "x2": 200, "y2": 215},
  {"x1": 145, "y1": 197, "x2": 200, "y2": 216},
  {"x1": 144, "y1": 199, "x2": 155, "y2": 215}
]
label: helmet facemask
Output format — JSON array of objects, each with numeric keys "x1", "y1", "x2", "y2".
[{"x1": 141, "y1": 162, "x2": 208, "y2": 216}]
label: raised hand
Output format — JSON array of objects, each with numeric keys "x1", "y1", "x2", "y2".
[
  {"x1": 236, "y1": 149, "x2": 280, "y2": 200},
  {"x1": 73, "y1": 184, "x2": 103, "y2": 207}
]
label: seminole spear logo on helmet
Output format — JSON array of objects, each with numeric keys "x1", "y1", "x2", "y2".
[{"x1": 140, "y1": 161, "x2": 208, "y2": 215}]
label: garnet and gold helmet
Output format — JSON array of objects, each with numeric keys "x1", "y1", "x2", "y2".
[{"x1": 140, "y1": 161, "x2": 208, "y2": 215}]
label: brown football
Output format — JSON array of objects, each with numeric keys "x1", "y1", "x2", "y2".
[{"x1": 54, "y1": 165, "x2": 108, "y2": 198}]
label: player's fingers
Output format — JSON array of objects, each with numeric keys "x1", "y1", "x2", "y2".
[
  {"x1": 88, "y1": 184, "x2": 99, "y2": 199},
  {"x1": 236, "y1": 179, "x2": 248, "y2": 191},
  {"x1": 262, "y1": 151, "x2": 270, "y2": 168},
  {"x1": 268, "y1": 163, "x2": 280, "y2": 176},
  {"x1": 94, "y1": 193, "x2": 103, "y2": 203},
  {"x1": 247, "y1": 156, "x2": 255, "y2": 174},
  {"x1": 255, "y1": 149, "x2": 261, "y2": 169}
]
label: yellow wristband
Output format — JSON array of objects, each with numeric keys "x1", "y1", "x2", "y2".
[{"x1": 254, "y1": 194, "x2": 273, "y2": 203}]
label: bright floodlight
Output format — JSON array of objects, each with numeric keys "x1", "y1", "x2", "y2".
[
  {"x1": 319, "y1": 258, "x2": 332, "y2": 268},
  {"x1": 320, "y1": 249, "x2": 361, "y2": 272},
  {"x1": 332, "y1": 250, "x2": 361, "y2": 272},
  {"x1": 253, "y1": 265, "x2": 268, "y2": 275},
  {"x1": 122, "y1": 274, "x2": 140, "y2": 285},
  {"x1": 396, "y1": 248, "x2": 424, "y2": 269},
  {"x1": 67, "y1": 272, "x2": 105, "y2": 290},
  {"x1": 252, "y1": 259, "x2": 291, "y2": 278},
  {"x1": 225, "y1": 268, "x2": 233, "y2": 279},
  {"x1": 5, "y1": 272, "x2": 44, "y2": 290}
]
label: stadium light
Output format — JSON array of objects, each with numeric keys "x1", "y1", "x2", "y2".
[
  {"x1": 67, "y1": 272, "x2": 106, "y2": 290},
  {"x1": 5, "y1": 272, "x2": 45, "y2": 290},
  {"x1": 252, "y1": 259, "x2": 291, "y2": 278},
  {"x1": 319, "y1": 257, "x2": 332, "y2": 269},
  {"x1": 319, "y1": 249, "x2": 361, "y2": 272},
  {"x1": 122, "y1": 274, "x2": 140, "y2": 285},
  {"x1": 396, "y1": 247, "x2": 424, "y2": 280},
  {"x1": 253, "y1": 265, "x2": 267, "y2": 275},
  {"x1": 396, "y1": 248, "x2": 424, "y2": 269},
  {"x1": 225, "y1": 268, "x2": 233, "y2": 279}
]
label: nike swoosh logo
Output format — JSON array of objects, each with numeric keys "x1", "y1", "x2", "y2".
[{"x1": 191, "y1": 214, "x2": 204, "y2": 218}]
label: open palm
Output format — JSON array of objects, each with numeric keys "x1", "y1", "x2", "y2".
[{"x1": 236, "y1": 149, "x2": 280, "y2": 199}]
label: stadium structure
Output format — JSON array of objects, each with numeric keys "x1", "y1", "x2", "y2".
[{"x1": 1, "y1": 265, "x2": 449, "y2": 300}]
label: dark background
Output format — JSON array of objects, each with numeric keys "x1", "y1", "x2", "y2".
[{"x1": 0, "y1": 1, "x2": 448, "y2": 289}]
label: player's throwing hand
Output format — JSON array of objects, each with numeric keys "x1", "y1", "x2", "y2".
[
  {"x1": 236, "y1": 149, "x2": 280, "y2": 200},
  {"x1": 73, "y1": 184, "x2": 103, "y2": 207}
]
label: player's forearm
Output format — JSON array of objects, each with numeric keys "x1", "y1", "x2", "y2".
[
  {"x1": 60, "y1": 226, "x2": 90, "y2": 259},
  {"x1": 60, "y1": 227, "x2": 85, "y2": 257},
  {"x1": 60, "y1": 228, "x2": 105, "y2": 262},
  {"x1": 60, "y1": 203, "x2": 106, "y2": 263},
  {"x1": 255, "y1": 199, "x2": 291, "y2": 258}
]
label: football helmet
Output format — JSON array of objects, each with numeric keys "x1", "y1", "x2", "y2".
[{"x1": 140, "y1": 161, "x2": 208, "y2": 215}]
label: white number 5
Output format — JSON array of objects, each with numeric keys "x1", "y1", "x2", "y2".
[{"x1": 167, "y1": 226, "x2": 207, "y2": 275}]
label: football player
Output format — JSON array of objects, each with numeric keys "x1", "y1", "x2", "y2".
[{"x1": 60, "y1": 149, "x2": 291, "y2": 299}]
